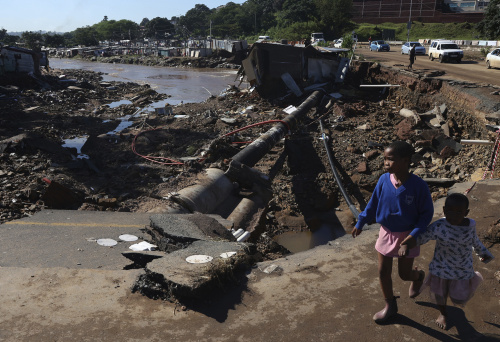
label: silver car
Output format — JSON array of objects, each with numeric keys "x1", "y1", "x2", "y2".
[
  {"x1": 401, "y1": 42, "x2": 426, "y2": 55},
  {"x1": 486, "y1": 48, "x2": 500, "y2": 69}
]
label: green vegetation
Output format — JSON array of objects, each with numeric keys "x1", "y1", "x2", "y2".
[
  {"x1": 355, "y1": 22, "x2": 479, "y2": 42},
  {"x1": 3, "y1": 0, "x2": 499, "y2": 48},
  {"x1": 477, "y1": 0, "x2": 500, "y2": 39}
]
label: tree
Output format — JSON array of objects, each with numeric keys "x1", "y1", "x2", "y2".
[
  {"x1": 276, "y1": 0, "x2": 316, "y2": 27},
  {"x1": 477, "y1": 0, "x2": 500, "y2": 39},
  {"x1": 243, "y1": 0, "x2": 278, "y2": 33},
  {"x1": 144, "y1": 17, "x2": 174, "y2": 39},
  {"x1": 210, "y1": 2, "x2": 244, "y2": 38},
  {"x1": 140, "y1": 18, "x2": 150, "y2": 27},
  {"x1": 43, "y1": 32, "x2": 66, "y2": 47},
  {"x1": 314, "y1": 0, "x2": 354, "y2": 38},
  {"x1": 73, "y1": 26, "x2": 99, "y2": 46},
  {"x1": 21, "y1": 31, "x2": 44, "y2": 50},
  {"x1": 0, "y1": 29, "x2": 19, "y2": 46},
  {"x1": 179, "y1": 4, "x2": 212, "y2": 37}
]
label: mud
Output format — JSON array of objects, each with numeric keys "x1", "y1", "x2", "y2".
[{"x1": 1, "y1": 60, "x2": 499, "y2": 260}]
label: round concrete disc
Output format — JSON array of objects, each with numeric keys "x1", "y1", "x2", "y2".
[
  {"x1": 186, "y1": 255, "x2": 213, "y2": 264},
  {"x1": 119, "y1": 234, "x2": 138, "y2": 241},
  {"x1": 97, "y1": 238, "x2": 117, "y2": 247},
  {"x1": 220, "y1": 252, "x2": 237, "y2": 258}
]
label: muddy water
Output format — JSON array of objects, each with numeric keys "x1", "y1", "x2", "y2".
[
  {"x1": 274, "y1": 222, "x2": 346, "y2": 253},
  {"x1": 49, "y1": 59, "x2": 243, "y2": 104}
]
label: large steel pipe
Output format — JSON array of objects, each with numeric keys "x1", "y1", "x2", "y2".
[
  {"x1": 232, "y1": 90, "x2": 323, "y2": 167},
  {"x1": 172, "y1": 168, "x2": 234, "y2": 213},
  {"x1": 170, "y1": 91, "x2": 323, "y2": 214}
]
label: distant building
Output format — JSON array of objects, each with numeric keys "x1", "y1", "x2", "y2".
[{"x1": 351, "y1": 0, "x2": 486, "y2": 24}]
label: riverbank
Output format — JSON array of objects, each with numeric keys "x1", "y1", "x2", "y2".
[{"x1": 62, "y1": 50, "x2": 243, "y2": 70}]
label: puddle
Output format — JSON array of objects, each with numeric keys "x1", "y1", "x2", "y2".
[
  {"x1": 274, "y1": 223, "x2": 345, "y2": 253},
  {"x1": 107, "y1": 99, "x2": 133, "y2": 108},
  {"x1": 142, "y1": 99, "x2": 182, "y2": 112},
  {"x1": 62, "y1": 136, "x2": 89, "y2": 159},
  {"x1": 106, "y1": 109, "x2": 143, "y2": 135}
]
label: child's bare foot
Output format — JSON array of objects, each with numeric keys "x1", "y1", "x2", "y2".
[{"x1": 435, "y1": 314, "x2": 447, "y2": 330}]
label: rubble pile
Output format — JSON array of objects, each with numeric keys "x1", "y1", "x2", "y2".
[{"x1": 1, "y1": 63, "x2": 499, "y2": 259}]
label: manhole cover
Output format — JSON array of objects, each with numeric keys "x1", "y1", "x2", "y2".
[
  {"x1": 186, "y1": 255, "x2": 213, "y2": 264},
  {"x1": 119, "y1": 234, "x2": 138, "y2": 241},
  {"x1": 97, "y1": 238, "x2": 117, "y2": 247}
]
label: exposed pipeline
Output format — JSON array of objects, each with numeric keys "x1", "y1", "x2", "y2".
[
  {"x1": 232, "y1": 90, "x2": 324, "y2": 167},
  {"x1": 319, "y1": 119, "x2": 360, "y2": 219},
  {"x1": 170, "y1": 90, "x2": 325, "y2": 214}
]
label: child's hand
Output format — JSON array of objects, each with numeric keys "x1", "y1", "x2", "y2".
[
  {"x1": 398, "y1": 245, "x2": 409, "y2": 257},
  {"x1": 480, "y1": 256, "x2": 492, "y2": 263},
  {"x1": 351, "y1": 227, "x2": 362, "y2": 238}
]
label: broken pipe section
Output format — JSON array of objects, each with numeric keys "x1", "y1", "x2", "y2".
[{"x1": 169, "y1": 90, "x2": 324, "y2": 215}]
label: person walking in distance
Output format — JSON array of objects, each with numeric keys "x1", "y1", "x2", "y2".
[
  {"x1": 399, "y1": 193, "x2": 494, "y2": 330},
  {"x1": 409, "y1": 45, "x2": 416, "y2": 70},
  {"x1": 351, "y1": 141, "x2": 434, "y2": 323}
]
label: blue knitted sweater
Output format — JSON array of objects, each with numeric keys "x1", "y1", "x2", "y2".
[{"x1": 355, "y1": 173, "x2": 434, "y2": 237}]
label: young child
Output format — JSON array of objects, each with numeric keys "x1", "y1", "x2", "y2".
[
  {"x1": 399, "y1": 193, "x2": 494, "y2": 330},
  {"x1": 352, "y1": 141, "x2": 434, "y2": 323}
]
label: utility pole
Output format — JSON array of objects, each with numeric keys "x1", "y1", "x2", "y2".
[{"x1": 407, "y1": 0, "x2": 413, "y2": 42}]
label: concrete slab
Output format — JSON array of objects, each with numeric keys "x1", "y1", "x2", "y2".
[
  {"x1": 144, "y1": 240, "x2": 253, "y2": 298},
  {"x1": 0, "y1": 209, "x2": 151, "y2": 269},
  {"x1": 149, "y1": 213, "x2": 235, "y2": 241}
]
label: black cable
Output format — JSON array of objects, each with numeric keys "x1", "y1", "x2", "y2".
[{"x1": 319, "y1": 119, "x2": 360, "y2": 219}]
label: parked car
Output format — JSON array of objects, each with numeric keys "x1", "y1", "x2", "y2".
[
  {"x1": 428, "y1": 40, "x2": 463, "y2": 63},
  {"x1": 256, "y1": 35, "x2": 271, "y2": 43},
  {"x1": 333, "y1": 38, "x2": 343, "y2": 48},
  {"x1": 401, "y1": 42, "x2": 426, "y2": 55},
  {"x1": 486, "y1": 48, "x2": 500, "y2": 69},
  {"x1": 369, "y1": 40, "x2": 390, "y2": 52},
  {"x1": 311, "y1": 32, "x2": 326, "y2": 45}
]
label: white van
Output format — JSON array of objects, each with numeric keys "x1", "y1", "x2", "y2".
[
  {"x1": 256, "y1": 36, "x2": 271, "y2": 42},
  {"x1": 311, "y1": 32, "x2": 326, "y2": 44},
  {"x1": 428, "y1": 40, "x2": 463, "y2": 63}
]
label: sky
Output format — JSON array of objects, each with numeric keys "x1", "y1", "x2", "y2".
[{"x1": 3, "y1": 0, "x2": 246, "y2": 33}]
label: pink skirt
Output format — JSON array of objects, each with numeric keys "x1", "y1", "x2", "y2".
[
  {"x1": 375, "y1": 225, "x2": 420, "y2": 258},
  {"x1": 421, "y1": 272, "x2": 483, "y2": 306}
]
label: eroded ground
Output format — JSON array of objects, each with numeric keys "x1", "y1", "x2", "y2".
[{"x1": 1, "y1": 61, "x2": 499, "y2": 259}]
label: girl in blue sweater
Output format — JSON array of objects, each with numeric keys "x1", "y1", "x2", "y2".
[{"x1": 351, "y1": 141, "x2": 434, "y2": 323}]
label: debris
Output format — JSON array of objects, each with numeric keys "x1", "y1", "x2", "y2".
[
  {"x1": 281, "y1": 72, "x2": 303, "y2": 97},
  {"x1": 220, "y1": 251, "x2": 237, "y2": 258},
  {"x1": 261, "y1": 264, "x2": 283, "y2": 274},
  {"x1": 283, "y1": 105, "x2": 297, "y2": 114},
  {"x1": 399, "y1": 108, "x2": 421, "y2": 125},
  {"x1": 130, "y1": 241, "x2": 157, "y2": 251}
]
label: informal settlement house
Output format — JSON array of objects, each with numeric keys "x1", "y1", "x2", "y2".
[
  {"x1": 0, "y1": 46, "x2": 43, "y2": 76},
  {"x1": 239, "y1": 43, "x2": 349, "y2": 98}
]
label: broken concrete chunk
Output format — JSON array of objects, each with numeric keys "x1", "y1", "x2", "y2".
[
  {"x1": 364, "y1": 150, "x2": 380, "y2": 160},
  {"x1": 356, "y1": 123, "x2": 371, "y2": 130},
  {"x1": 356, "y1": 161, "x2": 368, "y2": 173},
  {"x1": 399, "y1": 108, "x2": 421, "y2": 125},
  {"x1": 220, "y1": 117, "x2": 237, "y2": 124}
]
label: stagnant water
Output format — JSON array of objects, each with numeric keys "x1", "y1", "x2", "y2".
[{"x1": 49, "y1": 59, "x2": 243, "y2": 105}]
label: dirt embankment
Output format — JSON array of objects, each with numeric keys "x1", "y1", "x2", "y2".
[{"x1": 1, "y1": 62, "x2": 499, "y2": 259}]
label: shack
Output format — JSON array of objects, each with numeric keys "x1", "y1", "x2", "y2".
[
  {"x1": 0, "y1": 46, "x2": 41, "y2": 75},
  {"x1": 239, "y1": 43, "x2": 348, "y2": 98}
]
